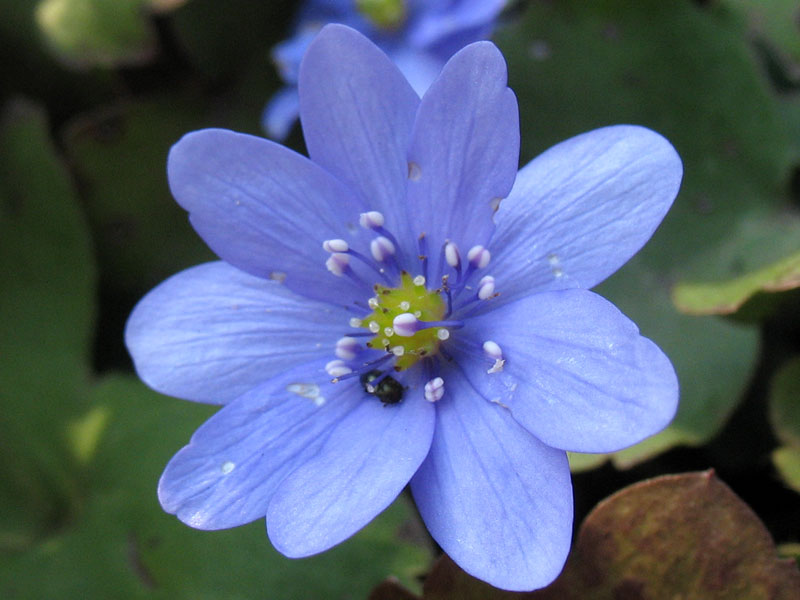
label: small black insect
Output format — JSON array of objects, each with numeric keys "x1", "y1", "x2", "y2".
[{"x1": 360, "y1": 369, "x2": 404, "y2": 405}]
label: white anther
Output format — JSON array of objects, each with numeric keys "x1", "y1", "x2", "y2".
[
  {"x1": 391, "y1": 346, "x2": 405, "y2": 356},
  {"x1": 368, "y1": 320, "x2": 380, "y2": 333},
  {"x1": 370, "y1": 236, "x2": 395, "y2": 262},
  {"x1": 483, "y1": 340, "x2": 503, "y2": 360},
  {"x1": 399, "y1": 301, "x2": 410, "y2": 311},
  {"x1": 359, "y1": 211, "x2": 385, "y2": 229},
  {"x1": 325, "y1": 359, "x2": 352, "y2": 377},
  {"x1": 424, "y1": 377, "x2": 445, "y2": 402},
  {"x1": 445, "y1": 242, "x2": 461, "y2": 268},
  {"x1": 413, "y1": 275, "x2": 425, "y2": 286},
  {"x1": 335, "y1": 336, "x2": 360, "y2": 360},
  {"x1": 436, "y1": 328, "x2": 450, "y2": 340},
  {"x1": 383, "y1": 327, "x2": 394, "y2": 337},
  {"x1": 325, "y1": 252, "x2": 350, "y2": 276},
  {"x1": 483, "y1": 340, "x2": 505, "y2": 373},
  {"x1": 349, "y1": 317, "x2": 363, "y2": 328},
  {"x1": 477, "y1": 275, "x2": 495, "y2": 300},
  {"x1": 323, "y1": 239, "x2": 349, "y2": 253},
  {"x1": 368, "y1": 297, "x2": 380, "y2": 309},
  {"x1": 467, "y1": 245, "x2": 491, "y2": 269},
  {"x1": 393, "y1": 313, "x2": 418, "y2": 337}
]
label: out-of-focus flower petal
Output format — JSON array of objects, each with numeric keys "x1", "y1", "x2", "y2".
[
  {"x1": 406, "y1": 41, "x2": 518, "y2": 266},
  {"x1": 167, "y1": 128, "x2": 371, "y2": 304},
  {"x1": 261, "y1": 87, "x2": 300, "y2": 141},
  {"x1": 491, "y1": 125, "x2": 682, "y2": 303},
  {"x1": 267, "y1": 378, "x2": 435, "y2": 556},
  {"x1": 158, "y1": 359, "x2": 363, "y2": 530},
  {"x1": 454, "y1": 289, "x2": 679, "y2": 453},
  {"x1": 411, "y1": 370, "x2": 572, "y2": 591},
  {"x1": 125, "y1": 262, "x2": 347, "y2": 405},
  {"x1": 298, "y1": 25, "x2": 420, "y2": 248},
  {"x1": 409, "y1": 0, "x2": 507, "y2": 48},
  {"x1": 390, "y1": 47, "x2": 443, "y2": 96}
]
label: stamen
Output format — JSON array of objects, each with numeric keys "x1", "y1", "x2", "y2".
[
  {"x1": 436, "y1": 329, "x2": 450, "y2": 340},
  {"x1": 445, "y1": 241, "x2": 461, "y2": 272},
  {"x1": 392, "y1": 313, "x2": 418, "y2": 337},
  {"x1": 335, "y1": 336, "x2": 361, "y2": 360},
  {"x1": 424, "y1": 377, "x2": 445, "y2": 402},
  {"x1": 326, "y1": 252, "x2": 350, "y2": 276},
  {"x1": 349, "y1": 317, "x2": 363, "y2": 328},
  {"x1": 413, "y1": 275, "x2": 426, "y2": 286},
  {"x1": 332, "y1": 352, "x2": 395, "y2": 382},
  {"x1": 467, "y1": 245, "x2": 491, "y2": 269},
  {"x1": 483, "y1": 340, "x2": 505, "y2": 374},
  {"x1": 322, "y1": 239, "x2": 349, "y2": 253},
  {"x1": 325, "y1": 359, "x2": 353, "y2": 378},
  {"x1": 391, "y1": 313, "x2": 464, "y2": 337},
  {"x1": 370, "y1": 236, "x2": 396, "y2": 262},
  {"x1": 359, "y1": 209, "x2": 401, "y2": 264},
  {"x1": 477, "y1": 275, "x2": 495, "y2": 300},
  {"x1": 417, "y1": 233, "x2": 428, "y2": 280},
  {"x1": 359, "y1": 211, "x2": 385, "y2": 229}
]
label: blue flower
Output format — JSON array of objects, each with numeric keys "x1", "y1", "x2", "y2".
[
  {"x1": 126, "y1": 25, "x2": 682, "y2": 591},
  {"x1": 263, "y1": 0, "x2": 508, "y2": 140}
]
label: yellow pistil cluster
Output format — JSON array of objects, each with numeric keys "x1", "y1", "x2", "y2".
[
  {"x1": 363, "y1": 272, "x2": 445, "y2": 370},
  {"x1": 355, "y1": 0, "x2": 407, "y2": 30}
]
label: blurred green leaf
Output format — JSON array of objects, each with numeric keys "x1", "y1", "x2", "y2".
[
  {"x1": 170, "y1": 0, "x2": 294, "y2": 81},
  {"x1": 0, "y1": 99, "x2": 95, "y2": 544},
  {"x1": 674, "y1": 247, "x2": 800, "y2": 315},
  {"x1": 768, "y1": 357, "x2": 800, "y2": 493},
  {"x1": 719, "y1": 0, "x2": 800, "y2": 88},
  {"x1": 63, "y1": 95, "x2": 215, "y2": 292},
  {"x1": 497, "y1": 0, "x2": 798, "y2": 464},
  {"x1": 34, "y1": 0, "x2": 189, "y2": 68},
  {"x1": 1, "y1": 375, "x2": 431, "y2": 599},
  {"x1": 772, "y1": 447, "x2": 800, "y2": 494}
]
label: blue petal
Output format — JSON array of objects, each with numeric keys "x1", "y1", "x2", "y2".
[
  {"x1": 267, "y1": 376, "x2": 435, "y2": 557},
  {"x1": 406, "y1": 41, "x2": 518, "y2": 276},
  {"x1": 490, "y1": 125, "x2": 682, "y2": 304},
  {"x1": 158, "y1": 358, "x2": 364, "y2": 530},
  {"x1": 298, "y1": 25, "x2": 421, "y2": 251},
  {"x1": 389, "y1": 48, "x2": 444, "y2": 96},
  {"x1": 167, "y1": 128, "x2": 371, "y2": 305},
  {"x1": 125, "y1": 262, "x2": 348, "y2": 405},
  {"x1": 411, "y1": 369, "x2": 572, "y2": 591},
  {"x1": 453, "y1": 289, "x2": 679, "y2": 453},
  {"x1": 261, "y1": 87, "x2": 300, "y2": 141},
  {"x1": 408, "y1": 0, "x2": 507, "y2": 49}
]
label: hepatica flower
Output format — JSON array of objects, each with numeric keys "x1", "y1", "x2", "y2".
[
  {"x1": 264, "y1": 0, "x2": 507, "y2": 139},
  {"x1": 126, "y1": 25, "x2": 682, "y2": 591}
]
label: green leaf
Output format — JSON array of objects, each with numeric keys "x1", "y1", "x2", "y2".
[
  {"x1": 63, "y1": 95, "x2": 215, "y2": 293},
  {"x1": 768, "y1": 357, "x2": 800, "y2": 493},
  {"x1": 768, "y1": 356, "x2": 800, "y2": 448},
  {"x1": 0, "y1": 99, "x2": 96, "y2": 545},
  {"x1": 719, "y1": 0, "x2": 800, "y2": 84},
  {"x1": 33, "y1": 0, "x2": 190, "y2": 68},
  {"x1": 496, "y1": 0, "x2": 798, "y2": 463},
  {"x1": 772, "y1": 447, "x2": 800, "y2": 494}
]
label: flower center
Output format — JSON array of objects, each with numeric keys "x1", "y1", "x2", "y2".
[
  {"x1": 355, "y1": 0, "x2": 407, "y2": 30},
  {"x1": 360, "y1": 272, "x2": 446, "y2": 370}
]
